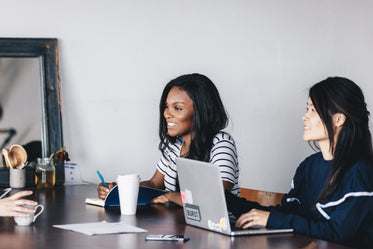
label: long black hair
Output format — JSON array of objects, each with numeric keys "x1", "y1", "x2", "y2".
[
  {"x1": 309, "y1": 77, "x2": 373, "y2": 202},
  {"x1": 159, "y1": 73, "x2": 228, "y2": 162}
]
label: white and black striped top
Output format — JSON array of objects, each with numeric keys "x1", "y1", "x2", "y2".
[{"x1": 156, "y1": 131, "x2": 240, "y2": 196}]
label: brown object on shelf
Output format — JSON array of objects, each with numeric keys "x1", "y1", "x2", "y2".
[{"x1": 2, "y1": 144, "x2": 28, "y2": 169}]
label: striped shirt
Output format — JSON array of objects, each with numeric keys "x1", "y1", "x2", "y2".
[{"x1": 156, "y1": 131, "x2": 240, "y2": 196}]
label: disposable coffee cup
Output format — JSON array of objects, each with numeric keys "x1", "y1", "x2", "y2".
[
  {"x1": 9, "y1": 168, "x2": 26, "y2": 188},
  {"x1": 116, "y1": 174, "x2": 140, "y2": 215},
  {"x1": 14, "y1": 204, "x2": 44, "y2": 226}
]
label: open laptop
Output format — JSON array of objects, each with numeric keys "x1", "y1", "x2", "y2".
[{"x1": 176, "y1": 157, "x2": 294, "y2": 236}]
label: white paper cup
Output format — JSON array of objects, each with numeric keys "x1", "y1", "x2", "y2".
[
  {"x1": 116, "y1": 174, "x2": 140, "y2": 215},
  {"x1": 9, "y1": 168, "x2": 26, "y2": 188},
  {"x1": 14, "y1": 204, "x2": 44, "y2": 226}
]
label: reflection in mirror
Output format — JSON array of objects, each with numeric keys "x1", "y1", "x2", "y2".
[
  {"x1": 0, "y1": 38, "x2": 63, "y2": 166},
  {"x1": 0, "y1": 58, "x2": 42, "y2": 163}
]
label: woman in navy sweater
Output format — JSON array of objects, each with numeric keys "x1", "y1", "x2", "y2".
[{"x1": 226, "y1": 77, "x2": 373, "y2": 248}]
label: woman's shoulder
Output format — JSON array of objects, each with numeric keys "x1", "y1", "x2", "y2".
[
  {"x1": 294, "y1": 152, "x2": 328, "y2": 176},
  {"x1": 212, "y1": 131, "x2": 236, "y2": 144},
  {"x1": 299, "y1": 152, "x2": 324, "y2": 168},
  {"x1": 344, "y1": 159, "x2": 373, "y2": 190}
]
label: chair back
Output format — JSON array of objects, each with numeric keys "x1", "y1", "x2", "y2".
[{"x1": 240, "y1": 188, "x2": 284, "y2": 206}]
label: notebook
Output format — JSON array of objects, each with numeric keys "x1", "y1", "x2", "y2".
[
  {"x1": 85, "y1": 186, "x2": 167, "y2": 207},
  {"x1": 176, "y1": 157, "x2": 294, "y2": 236}
]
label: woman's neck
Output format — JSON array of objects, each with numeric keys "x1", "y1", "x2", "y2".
[
  {"x1": 181, "y1": 134, "x2": 192, "y2": 157},
  {"x1": 319, "y1": 139, "x2": 333, "y2": 161}
]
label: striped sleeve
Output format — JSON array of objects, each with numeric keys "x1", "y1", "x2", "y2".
[
  {"x1": 156, "y1": 139, "x2": 182, "y2": 191},
  {"x1": 210, "y1": 132, "x2": 240, "y2": 196}
]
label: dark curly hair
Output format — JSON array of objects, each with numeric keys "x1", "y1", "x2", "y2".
[{"x1": 159, "y1": 73, "x2": 228, "y2": 162}]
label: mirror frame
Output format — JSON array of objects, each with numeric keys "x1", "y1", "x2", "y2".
[{"x1": 0, "y1": 38, "x2": 63, "y2": 157}]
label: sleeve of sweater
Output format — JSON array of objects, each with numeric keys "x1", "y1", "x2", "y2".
[
  {"x1": 224, "y1": 161, "x2": 306, "y2": 218},
  {"x1": 267, "y1": 162, "x2": 373, "y2": 245},
  {"x1": 225, "y1": 190, "x2": 271, "y2": 218}
]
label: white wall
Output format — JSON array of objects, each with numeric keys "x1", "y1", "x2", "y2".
[{"x1": 1, "y1": 0, "x2": 373, "y2": 192}]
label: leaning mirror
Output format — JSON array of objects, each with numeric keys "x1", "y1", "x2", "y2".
[{"x1": 0, "y1": 38, "x2": 63, "y2": 170}]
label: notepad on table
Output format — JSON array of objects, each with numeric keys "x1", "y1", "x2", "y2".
[
  {"x1": 53, "y1": 221, "x2": 147, "y2": 235},
  {"x1": 85, "y1": 186, "x2": 167, "y2": 207}
]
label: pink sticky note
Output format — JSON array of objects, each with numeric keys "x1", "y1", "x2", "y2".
[{"x1": 180, "y1": 191, "x2": 187, "y2": 203}]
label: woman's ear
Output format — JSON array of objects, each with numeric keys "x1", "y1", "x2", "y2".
[{"x1": 333, "y1": 113, "x2": 346, "y2": 127}]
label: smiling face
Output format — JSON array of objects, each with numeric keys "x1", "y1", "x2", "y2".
[
  {"x1": 302, "y1": 98, "x2": 329, "y2": 144},
  {"x1": 163, "y1": 87, "x2": 194, "y2": 141}
]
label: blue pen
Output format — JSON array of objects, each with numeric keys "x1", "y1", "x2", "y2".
[{"x1": 97, "y1": 170, "x2": 109, "y2": 188}]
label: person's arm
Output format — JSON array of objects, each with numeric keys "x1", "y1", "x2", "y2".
[
  {"x1": 266, "y1": 162, "x2": 373, "y2": 245},
  {"x1": 229, "y1": 162, "x2": 305, "y2": 227},
  {"x1": 223, "y1": 180, "x2": 233, "y2": 191},
  {"x1": 151, "y1": 191, "x2": 182, "y2": 206},
  {"x1": 152, "y1": 134, "x2": 239, "y2": 206},
  {"x1": 236, "y1": 163, "x2": 373, "y2": 246},
  {"x1": 210, "y1": 132, "x2": 240, "y2": 194},
  {"x1": 0, "y1": 191, "x2": 37, "y2": 217},
  {"x1": 140, "y1": 170, "x2": 165, "y2": 189},
  {"x1": 267, "y1": 192, "x2": 372, "y2": 244}
]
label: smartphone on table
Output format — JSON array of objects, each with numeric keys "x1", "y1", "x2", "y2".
[{"x1": 145, "y1": 234, "x2": 190, "y2": 242}]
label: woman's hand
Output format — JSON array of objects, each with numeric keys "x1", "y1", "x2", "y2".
[
  {"x1": 235, "y1": 209, "x2": 270, "y2": 229},
  {"x1": 0, "y1": 190, "x2": 37, "y2": 217},
  {"x1": 97, "y1": 182, "x2": 116, "y2": 200},
  {"x1": 151, "y1": 191, "x2": 182, "y2": 206}
]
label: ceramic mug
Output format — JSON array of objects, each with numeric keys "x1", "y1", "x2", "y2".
[
  {"x1": 9, "y1": 168, "x2": 26, "y2": 188},
  {"x1": 14, "y1": 204, "x2": 44, "y2": 226}
]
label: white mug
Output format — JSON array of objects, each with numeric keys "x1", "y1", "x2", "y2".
[{"x1": 14, "y1": 204, "x2": 44, "y2": 226}]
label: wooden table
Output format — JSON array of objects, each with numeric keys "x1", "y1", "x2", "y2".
[{"x1": 0, "y1": 185, "x2": 354, "y2": 249}]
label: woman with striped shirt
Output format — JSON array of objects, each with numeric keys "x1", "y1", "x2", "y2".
[{"x1": 98, "y1": 73, "x2": 240, "y2": 205}]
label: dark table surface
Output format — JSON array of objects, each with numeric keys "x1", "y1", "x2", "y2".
[{"x1": 0, "y1": 184, "x2": 354, "y2": 249}]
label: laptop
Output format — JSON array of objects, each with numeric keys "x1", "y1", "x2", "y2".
[{"x1": 176, "y1": 157, "x2": 294, "y2": 236}]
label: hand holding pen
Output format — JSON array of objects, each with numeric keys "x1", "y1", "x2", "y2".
[{"x1": 96, "y1": 171, "x2": 116, "y2": 200}]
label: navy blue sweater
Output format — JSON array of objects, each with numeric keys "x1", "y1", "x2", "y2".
[{"x1": 226, "y1": 152, "x2": 373, "y2": 248}]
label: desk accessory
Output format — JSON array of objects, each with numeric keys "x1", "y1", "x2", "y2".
[
  {"x1": 2, "y1": 144, "x2": 28, "y2": 188},
  {"x1": 0, "y1": 187, "x2": 11, "y2": 198},
  {"x1": 53, "y1": 221, "x2": 147, "y2": 235},
  {"x1": 145, "y1": 235, "x2": 190, "y2": 242},
  {"x1": 96, "y1": 170, "x2": 109, "y2": 188},
  {"x1": 14, "y1": 204, "x2": 44, "y2": 226},
  {"x1": 2, "y1": 144, "x2": 27, "y2": 169},
  {"x1": 85, "y1": 185, "x2": 167, "y2": 207},
  {"x1": 35, "y1": 158, "x2": 55, "y2": 189},
  {"x1": 9, "y1": 167, "x2": 26, "y2": 188},
  {"x1": 117, "y1": 174, "x2": 140, "y2": 215},
  {"x1": 50, "y1": 147, "x2": 70, "y2": 185}
]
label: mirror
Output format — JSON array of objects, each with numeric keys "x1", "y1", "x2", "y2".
[
  {"x1": 0, "y1": 57, "x2": 41, "y2": 156},
  {"x1": 0, "y1": 38, "x2": 63, "y2": 159}
]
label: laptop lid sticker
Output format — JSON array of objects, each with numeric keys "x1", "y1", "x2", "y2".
[
  {"x1": 208, "y1": 217, "x2": 228, "y2": 232},
  {"x1": 181, "y1": 189, "x2": 193, "y2": 204},
  {"x1": 185, "y1": 203, "x2": 201, "y2": 222}
]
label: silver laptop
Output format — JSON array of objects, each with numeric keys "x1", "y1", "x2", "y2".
[{"x1": 176, "y1": 157, "x2": 294, "y2": 236}]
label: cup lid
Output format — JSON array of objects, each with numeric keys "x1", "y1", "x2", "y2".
[{"x1": 116, "y1": 174, "x2": 140, "y2": 180}]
